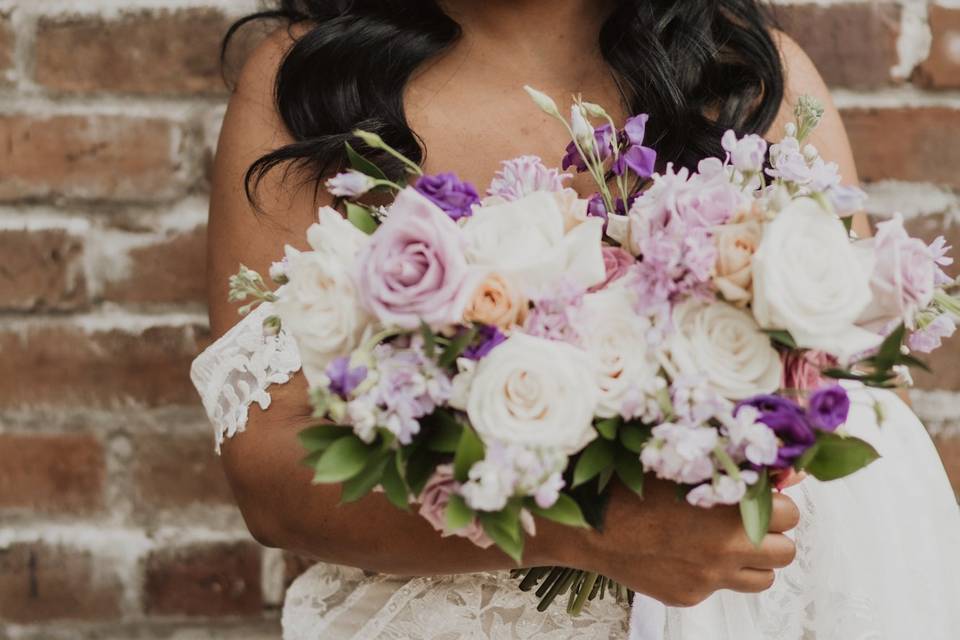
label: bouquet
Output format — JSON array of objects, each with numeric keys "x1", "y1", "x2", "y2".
[{"x1": 228, "y1": 87, "x2": 959, "y2": 616}]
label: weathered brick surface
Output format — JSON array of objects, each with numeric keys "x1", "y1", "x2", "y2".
[
  {"x1": 915, "y1": 6, "x2": 960, "y2": 89},
  {"x1": 775, "y1": 3, "x2": 901, "y2": 88},
  {"x1": 0, "y1": 323, "x2": 208, "y2": 408},
  {"x1": 0, "y1": 543, "x2": 123, "y2": 623},
  {"x1": 133, "y1": 432, "x2": 234, "y2": 510},
  {"x1": 0, "y1": 229, "x2": 87, "y2": 311},
  {"x1": 0, "y1": 433, "x2": 105, "y2": 514},
  {"x1": 0, "y1": 12, "x2": 13, "y2": 85},
  {"x1": 0, "y1": 115, "x2": 183, "y2": 202},
  {"x1": 842, "y1": 107, "x2": 960, "y2": 190},
  {"x1": 144, "y1": 542, "x2": 263, "y2": 617},
  {"x1": 34, "y1": 9, "x2": 232, "y2": 96}
]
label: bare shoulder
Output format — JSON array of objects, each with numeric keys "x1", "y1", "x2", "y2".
[{"x1": 207, "y1": 24, "x2": 326, "y2": 337}]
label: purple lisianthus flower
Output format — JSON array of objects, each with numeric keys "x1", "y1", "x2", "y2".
[
  {"x1": 463, "y1": 325, "x2": 507, "y2": 361},
  {"x1": 807, "y1": 384, "x2": 850, "y2": 432},
  {"x1": 562, "y1": 123, "x2": 614, "y2": 172},
  {"x1": 737, "y1": 395, "x2": 815, "y2": 469},
  {"x1": 612, "y1": 114, "x2": 657, "y2": 178},
  {"x1": 414, "y1": 172, "x2": 480, "y2": 221},
  {"x1": 325, "y1": 356, "x2": 368, "y2": 399}
]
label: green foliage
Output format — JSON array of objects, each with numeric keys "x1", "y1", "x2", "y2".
[
  {"x1": 310, "y1": 435, "x2": 372, "y2": 484},
  {"x1": 619, "y1": 422, "x2": 651, "y2": 454},
  {"x1": 423, "y1": 410, "x2": 464, "y2": 453},
  {"x1": 614, "y1": 448, "x2": 645, "y2": 497},
  {"x1": 525, "y1": 494, "x2": 589, "y2": 528},
  {"x1": 762, "y1": 329, "x2": 798, "y2": 349},
  {"x1": 380, "y1": 454, "x2": 411, "y2": 511},
  {"x1": 340, "y1": 452, "x2": 390, "y2": 503},
  {"x1": 796, "y1": 431, "x2": 881, "y2": 481},
  {"x1": 595, "y1": 417, "x2": 620, "y2": 441},
  {"x1": 439, "y1": 326, "x2": 479, "y2": 368},
  {"x1": 453, "y1": 425, "x2": 485, "y2": 483},
  {"x1": 479, "y1": 502, "x2": 524, "y2": 564},
  {"x1": 740, "y1": 470, "x2": 772, "y2": 548},
  {"x1": 299, "y1": 425, "x2": 351, "y2": 453},
  {"x1": 444, "y1": 494, "x2": 474, "y2": 532},
  {"x1": 573, "y1": 439, "x2": 615, "y2": 488},
  {"x1": 345, "y1": 142, "x2": 389, "y2": 181},
  {"x1": 345, "y1": 202, "x2": 378, "y2": 235}
]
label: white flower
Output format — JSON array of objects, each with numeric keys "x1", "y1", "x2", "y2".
[
  {"x1": 465, "y1": 333, "x2": 599, "y2": 455},
  {"x1": 686, "y1": 472, "x2": 756, "y2": 508},
  {"x1": 325, "y1": 170, "x2": 375, "y2": 198},
  {"x1": 752, "y1": 197, "x2": 881, "y2": 361},
  {"x1": 722, "y1": 131, "x2": 767, "y2": 174},
  {"x1": 462, "y1": 192, "x2": 606, "y2": 294},
  {"x1": 575, "y1": 288, "x2": 664, "y2": 418},
  {"x1": 459, "y1": 442, "x2": 567, "y2": 512},
  {"x1": 274, "y1": 244, "x2": 374, "y2": 387},
  {"x1": 307, "y1": 206, "x2": 370, "y2": 262},
  {"x1": 460, "y1": 457, "x2": 514, "y2": 512},
  {"x1": 640, "y1": 422, "x2": 718, "y2": 485},
  {"x1": 663, "y1": 300, "x2": 782, "y2": 401},
  {"x1": 721, "y1": 406, "x2": 778, "y2": 466},
  {"x1": 571, "y1": 105, "x2": 594, "y2": 152}
]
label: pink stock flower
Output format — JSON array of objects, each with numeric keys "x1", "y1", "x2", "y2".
[
  {"x1": 356, "y1": 188, "x2": 481, "y2": 330},
  {"x1": 418, "y1": 465, "x2": 494, "y2": 549},
  {"x1": 589, "y1": 246, "x2": 636, "y2": 292}
]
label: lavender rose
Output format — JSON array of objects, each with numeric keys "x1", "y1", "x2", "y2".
[
  {"x1": 589, "y1": 246, "x2": 636, "y2": 292},
  {"x1": 807, "y1": 384, "x2": 850, "y2": 432},
  {"x1": 356, "y1": 188, "x2": 481, "y2": 330},
  {"x1": 414, "y1": 172, "x2": 480, "y2": 221},
  {"x1": 737, "y1": 395, "x2": 815, "y2": 469},
  {"x1": 418, "y1": 465, "x2": 493, "y2": 549}
]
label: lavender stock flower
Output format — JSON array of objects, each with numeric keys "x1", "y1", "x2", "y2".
[
  {"x1": 325, "y1": 356, "x2": 368, "y2": 399},
  {"x1": 807, "y1": 384, "x2": 850, "y2": 432},
  {"x1": 414, "y1": 172, "x2": 480, "y2": 221}
]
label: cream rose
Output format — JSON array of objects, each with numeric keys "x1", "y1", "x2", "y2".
[
  {"x1": 463, "y1": 192, "x2": 606, "y2": 294},
  {"x1": 576, "y1": 289, "x2": 664, "y2": 418},
  {"x1": 752, "y1": 197, "x2": 880, "y2": 361},
  {"x1": 307, "y1": 206, "x2": 369, "y2": 261},
  {"x1": 274, "y1": 245, "x2": 373, "y2": 387},
  {"x1": 465, "y1": 333, "x2": 598, "y2": 455},
  {"x1": 464, "y1": 273, "x2": 529, "y2": 331},
  {"x1": 714, "y1": 220, "x2": 763, "y2": 305},
  {"x1": 664, "y1": 299, "x2": 782, "y2": 401}
]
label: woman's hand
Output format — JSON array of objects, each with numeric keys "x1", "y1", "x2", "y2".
[{"x1": 565, "y1": 478, "x2": 799, "y2": 608}]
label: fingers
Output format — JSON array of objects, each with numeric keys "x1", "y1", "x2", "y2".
[
  {"x1": 741, "y1": 533, "x2": 797, "y2": 570},
  {"x1": 768, "y1": 493, "x2": 800, "y2": 533},
  {"x1": 724, "y1": 568, "x2": 776, "y2": 594}
]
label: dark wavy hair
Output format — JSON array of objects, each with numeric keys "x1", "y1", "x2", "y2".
[{"x1": 225, "y1": 1, "x2": 784, "y2": 204}]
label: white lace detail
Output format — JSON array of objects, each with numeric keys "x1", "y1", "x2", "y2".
[{"x1": 190, "y1": 302, "x2": 302, "y2": 451}]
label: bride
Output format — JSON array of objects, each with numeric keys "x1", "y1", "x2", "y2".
[{"x1": 192, "y1": 1, "x2": 960, "y2": 638}]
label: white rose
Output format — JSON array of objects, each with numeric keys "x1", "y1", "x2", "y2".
[
  {"x1": 664, "y1": 299, "x2": 782, "y2": 401},
  {"x1": 306, "y1": 206, "x2": 369, "y2": 262},
  {"x1": 462, "y1": 192, "x2": 606, "y2": 294},
  {"x1": 576, "y1": 288, "x2": 664, "y2": 418},
  {"x1": 466, "y1": 333, "x2": 598, "y2": 455},
  {"x1": 274, "y1": 245, "x2": 373, "y2": 387},
  {"x1": 752, "y1": 197, "x2": 880, "y2": 361}
]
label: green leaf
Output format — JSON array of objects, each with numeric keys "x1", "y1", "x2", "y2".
[
  {"x1": 874, "y1": 324, "x2": 906, "y2": 370},
  {"x1": 439, "y1": 326, "x2": 479, "y2": 368},
  {"x1": 299, "y1": 425, "x2": 350, "y2": 453},
  {"x1": 898, "y1": 353, "x2": 932, "y2": 373},
  {"x1": 311, "y1": 435, "x2": 372, "y2": 484},
  {"x1": 420, "y1": 320, "x2": 437, "y2": 359},
  {"x1": 740, "y1": 470, "x2": 772, "y2": 548},
  {"x1": 340, "y1": 452, "x2": 390, "y2": 503},
  {"x1": 762, "y1": 329, "x2": 798, "y2": 349},
  {"x1": 595, "y1": 418, "x2": 620, "y2": 441},
  {"x1": 403, "y1": 444, "x2": 441, "y2": 497},
  {"x1": 380, "y1": 454, "x2": 411, "y2": 511},
  {"x1": 525, "y1": 493, "x2": 589, "y2": 528},
  {"x1": 453, "y1": 426, "x2": 485, "y2": 483},
  {"x1": 345, "y1": 202, "x2": 378, "y2": 235},
  {"x1": 614, "y1": 448, "x2": 645, "y2": 497},
  {"x1": 619, "y1": 423, "x2": 651, "y2": 454},
  {"x1": 800, "y1": 432, "x2": 881, "y2": 481},
  {"x1": 424, "y1": 410, "x2": 464, "y2": 453},
  {"x1": 479, "y1": 509, "x2": 524, "y2": 565},
  {"x1": 567, "y1": 477, "x2": 613, "y2": 531},
  {"x1": 345, "y1": 142, "x2": 388, "y2": 181},
  {"x1": 842, "y1": 215, "x2": 854, "y2": 233},
  {"x1": 597, "y1": 467, "x2": 615, "y2": 492},
  {"x1": 445, "y1": 493, "x2": 474, "y2": 532},
  {"x1": 573, "y1": 439, "x2": 615, "y2": 488}
]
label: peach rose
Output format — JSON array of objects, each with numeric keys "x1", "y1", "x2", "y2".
[
  {"x1": 464, "y1": 273, "x2": 528, "y2": 330},
  {"x1": 552, "y1": 188, "x2": 590, "y2": 232},
  {"x1": 714, "y1": 220, "x2": 763, "y2": 305}
]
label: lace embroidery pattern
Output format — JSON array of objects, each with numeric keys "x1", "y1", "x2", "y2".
[{"x1": 190, "y1": 302, "x2": 302, "y2": 451}]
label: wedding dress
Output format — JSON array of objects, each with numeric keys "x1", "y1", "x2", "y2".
[{"x1": 191, "y1": 301, "x2": 960, "y2": 639}]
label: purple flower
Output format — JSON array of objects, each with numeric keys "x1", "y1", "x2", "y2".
[
  {"x1": 326, "y1": 170, "x2": 375, "y2": 198},
  {"x1": 562, "y1": 124, "x2": 614, "y2": 172},
  {"x1": 908, "y1": 314, "x2": 956, "y2": 353},
  {"x1": 414, "y1": 173, "x2": 480, "y2": 221},
  {"x1": 325, "y1": 356, "x2": 368, "y2": 399},
  {"x1": 463, "y1": 325, "x2": 507, "y2": 361},
  {"x1": 487, "y1": 155, "x2": 570, "y2": 201},
  {"x1": 737, "y1": 395, "x2": 815, "y2": 469},
  {"x1": 612, "y1": 115, "x2": 657, "y2": 178},
  {"x1": 807, "y1": 384, "x2": 850, "y2": 432}
]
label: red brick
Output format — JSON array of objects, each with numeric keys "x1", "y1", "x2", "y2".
[
  {"x1": 0, "y1": 114, "x2": 183, "y2": 202},
  {"x1": 0, "y1": 13, "x2": 13, "y2": 85},
  {"x1": 34, "y1": 9, "x2": 231, "y2": 96},
  {"x1": 776, "y1": 3, "x2": 901, "y2": 89},
  {"x1": 842, "y1": 107, "x2": 960, "y2": 190},
  {"x1": 0, "y1": 543, "x2": 123, "y2": 622},
  {"x1": 144, "y1": 542, "x2": 263, "y2": 616},
  {"x1": 933, "y1": 435, "x2": 960, "y2": 496},
  {"x1": 101, "y1": 226, "x2": 207, "y2": 305},
  {"x1": 0, "y1": 229, "x2": 87, "y2": 311},
  {"x1": 902, "y1": 214, "x2": 960, "y2": 392},
  {"x1": 0, "y1": 323, "x2": 209, "y2": 409},
  {"x1": 915, "y1": 6, "x2": 960, "y2": 89},
  {"x1": 0, "y1": 433, "x2": 105, "y2": 514},
  {"x1": 133, "y1": 432, "x2": 233, "y2": 510}
]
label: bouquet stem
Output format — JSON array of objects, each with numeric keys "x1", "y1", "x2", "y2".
[{"x1": 514, "y1": 567, "x2": 634, "y2": 615}]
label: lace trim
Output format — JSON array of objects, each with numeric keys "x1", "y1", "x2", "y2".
[{"x1": 190, "y1": 302, "x2": 302, "y2": 452}]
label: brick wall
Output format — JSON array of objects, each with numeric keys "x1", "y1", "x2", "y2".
[{"x1": 0, "y1": 0, "x2": 958, "y2": 637}]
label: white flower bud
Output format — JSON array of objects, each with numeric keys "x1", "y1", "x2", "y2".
[
  {"x1": 523, "y1": 85, "x2": 560, "y2": 117},
  {"x1": 581, "y1": 101, "x2": 608, "y2": 119},
  {"x1": 784, "y1": 122, "x2": 797, "y2": 138},
  {"x1": 803, "y1": 144, "x2": 819, "y2": 161},
  {"x1": 570, "y1": 105, "x2": 595, "y2": 153}
]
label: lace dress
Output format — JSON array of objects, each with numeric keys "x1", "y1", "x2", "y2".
[{"x1": 191, "y1": 303, "x2": 960, "y2": 640}]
